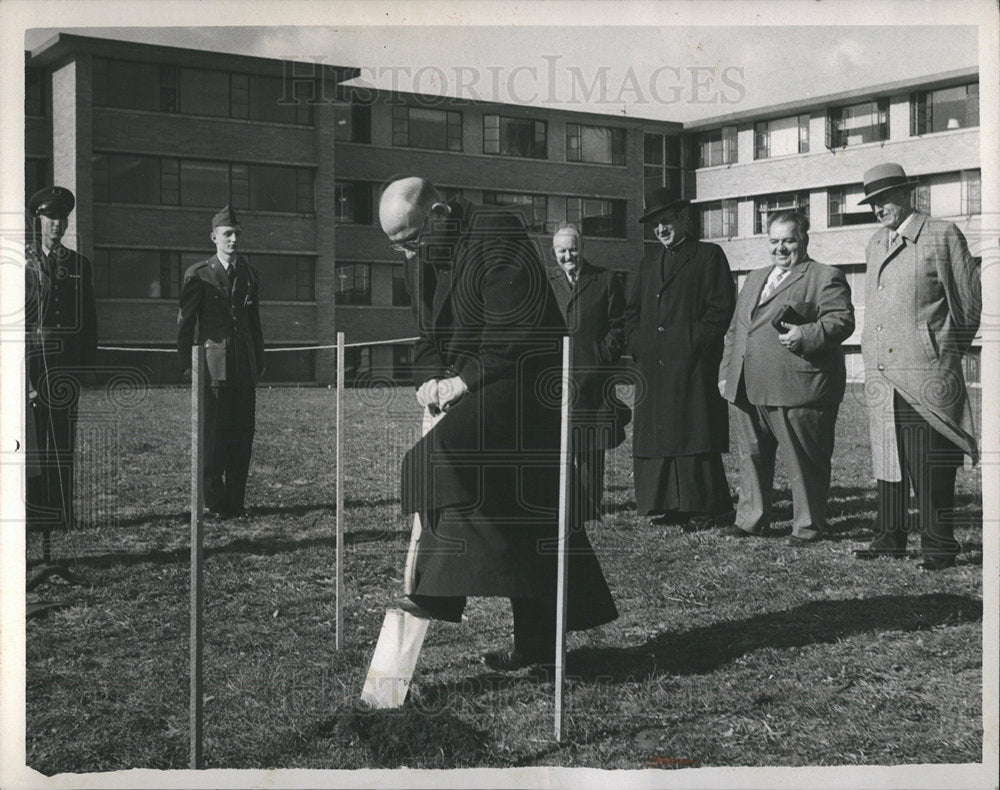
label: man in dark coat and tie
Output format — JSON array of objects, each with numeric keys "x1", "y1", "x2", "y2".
[
  {"x1": 381, "y1": 177, "x2": 617, "y2": 671},
  {"x1": 25, "y1": 186, "x2": 98, "y2": 538},
  {"x1": 177, "y1": 206, "x2": 265, "y2": 519},
  {"x1": 546, "y1": 223, "x2": 628, "y2": 522},
  {"x1": 624, "y1": 188, "x2": 736, "y2": 531},
  {"x1": 852, "y1": 163, "x2": 980, "y2": 571},
  {"x1": 719, "y1": 211, "x2": 855, "y2": 544}
]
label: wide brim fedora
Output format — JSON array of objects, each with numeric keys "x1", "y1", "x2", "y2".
[
  {"x1": 639, "y1": 187, "x2": 690, "y2": 223},
  {"x1": 857, "y1": 163, "x2": 919, "y2": 205}
]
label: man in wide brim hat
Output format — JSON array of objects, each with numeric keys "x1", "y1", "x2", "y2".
[
  {"x1": 638, "y1": 186, "x2": 691, "y2": 223},
  {"x1": 853, "y1": 161, "x2": 981, "y2": 571},
  {"x1": 623, "y1": 186, "x2": 736, "y2": 532},
  {"x1": 856, "y1": 162, "x2": 920, "y2": 205}
]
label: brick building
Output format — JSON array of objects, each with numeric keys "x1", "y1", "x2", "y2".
[{"x1": 24, "y1": 34, "x2": 981, "y2": 385}]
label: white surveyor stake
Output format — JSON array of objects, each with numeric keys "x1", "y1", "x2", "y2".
[{"x1": 361, "y1": 408, "x2": 442, "y2": 708}]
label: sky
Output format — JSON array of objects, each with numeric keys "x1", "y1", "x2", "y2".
[{"x1": 22, "y1": 19, "x2": 980, "y2": 124}]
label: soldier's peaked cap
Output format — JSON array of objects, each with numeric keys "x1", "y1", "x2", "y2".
[
  {"x1": 211, "y1": 205, "x2": 242, "y2": 228},
  {"x1": 29, "y1": 186, "x2": 75, "y2": 218}
]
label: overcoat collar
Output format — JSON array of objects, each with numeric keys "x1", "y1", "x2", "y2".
[
  {"x1": 547, "y1": 257, "x2": 595, "y2": 316},
  {"x1": 656, "y1": 236, "x2": 694, "y2": 294},
  {"x1": 875, "y1": 211, "x2": 927, "y2": 275}
]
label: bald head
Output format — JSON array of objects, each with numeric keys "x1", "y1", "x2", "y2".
[
  {"x1": 552, "y1": 223, "x2": 583, "y2": 274},
  {"x1": 379, "y1": 177, "x2": 444, "y2": 253}
]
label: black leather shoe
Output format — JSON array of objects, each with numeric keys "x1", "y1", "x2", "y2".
[
  {"x1": 650, "y1": 511, "x2": 684, "y2": 527},
  {"x1": 853, "y1": 547, "x2": 907, "y2": 560},
  {"x1": 482, "y1": 649, "x2": 553, "y2": 672},
  {"x1": 721, "y1": 524, "x2": 758, "y2": 538},
  {"x1": 918, "y1": 555, "x2": 957, "y2": 571},
  {"x1": 227, "y1": 507, "x2": 249, "y2": 520},
  {"x1": 203, "y1": 506, "x2": 228, "y2": 520},
  {"x1": 394, "y1": 596, "x2": 437, "y2": 620}
]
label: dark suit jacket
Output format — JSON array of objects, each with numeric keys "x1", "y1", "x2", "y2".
[
  {"x1": 177, "y1": 255, "x2": 265, "y2": 386},
  {"x1": 720, "y1": 258, "x2": 855, "y2": 407},
  {"x1": 546, "y1": 257, "x2": 628, "y2": 448},
  {"x1": 623, "y1": 237, "x2": 736, "y2": 456}
]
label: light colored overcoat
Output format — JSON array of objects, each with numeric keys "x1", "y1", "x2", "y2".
[{"x1": 861, "y1": 212, "x2": 980, "y2": 481}]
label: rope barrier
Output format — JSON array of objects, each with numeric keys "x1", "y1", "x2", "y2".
[{"x1": 96, "y1": 337, "x2": 420, "y2": 353}]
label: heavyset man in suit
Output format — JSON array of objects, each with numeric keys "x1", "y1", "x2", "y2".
[
  {"x1": 546, "y1": 223, "x2": 628, "y2": 521},
  {"x1": 177, "y1": 206, "x2": 265, "y2": 520},
  {"x1": 380, "y1": 177, "x2": 616, "y2": 671},
  {"x1": 719, "y1": 211, "x2": 855, "y2": 544},
  {"x1": 25, "y1": 186, "x2": 98, "y2": 534},
  {"x1": 853, "y1": 163, "x2": 981, "y2": 571},
  {"x1": 624, "y1": 188, "x2": 736, "y2": 531}
]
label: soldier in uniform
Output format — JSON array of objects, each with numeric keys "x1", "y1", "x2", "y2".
[
  {"x1": 177, "y1": 206, "x2": 265, "y2": 519},
  {"x1": 25, "y1": 186, "x2": 98, "y2": 539}
]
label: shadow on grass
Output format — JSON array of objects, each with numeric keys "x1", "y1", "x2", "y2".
[
  {"x1": 40, "y1": 528, "x2": 409, "y2": 571},
  {"x1": 563, "y1": 592, "x2": 981, "y2": 683}
]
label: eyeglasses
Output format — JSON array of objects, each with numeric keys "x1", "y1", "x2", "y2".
[{"x1": 387, "y1": 215, "x2": 430, "y2": 253}]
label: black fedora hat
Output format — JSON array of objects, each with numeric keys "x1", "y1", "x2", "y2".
[
  {"x1": 639, "y1": 187, "x2": 690, "y2": 223},
  {"x1": 28, "y1": 186, "x2": 75, "y2": 218},
  {"x1": 857, "y1": 163, "x2": 919, "y2": 205}
]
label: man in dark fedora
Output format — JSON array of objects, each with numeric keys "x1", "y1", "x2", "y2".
[
  {"x1": 177, "y1": 205, "x2": 265, "y2": 519},
  {"x1": 623, "y1": 187, "x2": 736, "y2": 531},
  {"x1": 25, "y1": 186, "x2": 98, "y2": 539},
  {"x1": 853, "y1": 163, "x2": 980, "y2": 571}
]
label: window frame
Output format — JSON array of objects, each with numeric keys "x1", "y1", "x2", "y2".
[{"x1": 566, "y1": 122, "x2": 627, "y2": 166}]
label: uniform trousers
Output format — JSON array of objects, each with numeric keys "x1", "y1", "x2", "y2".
[
  {"x1": 731, "y1": 399, "x2": 839, "y2": 539},
  {"x1": 204, "y1": 384, "x2": 256, "y2": 514},
  {"x1": 26, "y1": 392, "x2": 79, "y2": 531},
  {"x1": 873, "y1": 391, "x2": 962, "y2": 558}
]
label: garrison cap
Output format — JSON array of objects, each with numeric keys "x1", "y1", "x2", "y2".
[
  {"x1": 211, "y1": 205, "x2": 242, "y2": 229},
  {"x1": 29, "y1": 186, "x2": 75, "y2": 218}
]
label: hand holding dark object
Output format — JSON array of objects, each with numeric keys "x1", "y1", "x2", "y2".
[
  {"x1": 777, "y1": 322, "x2": 805, "y2": 354},
  {"x1": 770, "y1": 304, "x2": 808, "y2": 332}
]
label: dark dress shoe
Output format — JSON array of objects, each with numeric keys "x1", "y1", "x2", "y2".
[
  {"x1": 853, "y1": 547, "x2": 907, "y2": 560},
  {"x1": 394, "y1": 595, "x2": 464, "y2": 623},
  {"x1": 227, "y1": 507, "x2": 249, "y2": 520},
  {"x1": 650, "y1": 511, "x2": 684, "y2": 527},
  {"x1": 918, "y1": 555, "x2": 957, "y2": 571},
  {"x1": 482, "y1": 649, "x2": 553, "y2": 672},
  {"x1": 203, "y1": 507, "x2": 228, "y2": 520},
  {"x1": 394, "y1": 596, "x2": 437, "y2": 620},
  {"x1": 721, "y1": 524, "x2": 757, "y2": 538}
]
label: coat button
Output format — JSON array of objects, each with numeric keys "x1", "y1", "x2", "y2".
[
  {"x1": 878, "y1": 284, "x2": 885, "y2": 290},
  {"x1": 877, "y1": 364, "x2": 885, "y2": 371},
  {"x1": 876, "y1": 325, "x2": 883, "y2": 331},
  {"x1": 657, "y1": 326, "x2": 664, "y2": 333},
  {"x1": 888, "y1": 347, "x2": 893, "y2": 353}
]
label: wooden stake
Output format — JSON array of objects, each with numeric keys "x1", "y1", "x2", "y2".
[
  {"x1": 190, "y1": 346, "x2": 206, "y2": 769},
  {"x1": 335, "y1": 332, "x2": 345, "y2": 650},
  {"x1": 555, "y1": 336, "x2": 572, "y2": 742}
]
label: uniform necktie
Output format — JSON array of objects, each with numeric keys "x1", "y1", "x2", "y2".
[{"x1": 227, "y1": 264, "x2": 236, "y2": 288}]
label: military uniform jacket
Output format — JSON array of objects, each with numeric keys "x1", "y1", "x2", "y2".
[
  {"x1": 861, "y1": 213, "x2": 980, "y2": 481},
  {"x1": 24, "y1": 242, "x2": 98, "y2": 387},
  {"x1": 177, "y1": 255, "x2": 265, "y2": 386},
  {"x1": 546, "y1": 257, "x2": 629, "y2": 448},
  {"x1": 623, "y1": 237, "x2": 736, "y2": 457}
]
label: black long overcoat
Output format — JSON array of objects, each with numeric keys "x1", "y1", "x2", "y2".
[{"x1": 623, "y1": 237, "x2": 736, "y2": 457}]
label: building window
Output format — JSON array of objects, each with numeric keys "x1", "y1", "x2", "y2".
[
  {"x1": 754, "y1": 192, "x2": 809, "y2": 234},
  {"x1": 25, "y1": 67, "x2": 45, "y2": 117},
  {"x1": 262, "y1": 347, "x2": 316, "y2": 383},
  {"x1": 698, "y1": 126, "x2": 738, "y2": 167},
  {"x1": 643, "y1": 132, "x2": 682, "y2": 194},
  {"x1": 334, "y1": 101, "x2": 372, "y2": 143},
  {"x1": 566, "y1": 198, "x2": 626, "y2": 238},
  {"x1": 566, "y1": 123, "x2": 626, "y2": 165},
  {"x1": 698, "y1": 200, "x2": 738, "y2": 239},
  {"x1": 911, "y1": 83, "x2": 979, "y2": 134},
  {"x1": 335, "y1": 263, "x2": 371, "y2": 305},
  {"x1": 914, "y1": 171, "x2": 981, "y2": 218},
  {"x1": 482, "y1": 191, "x2": 548, "y2": 232},
  {"x1": 180, "y1": 160, "x2": 230, "y2": 207},
  {"x1": 178, "y1": 68, "x2": 231, "y2": 117},
  {"x1": 828, "y1": 184, "x2": 873, "y2": 227},
  {"x1": 92, "y1": 154, "x2": 162, "y2": 205},
  {"x1": 250, "y1": 254, "x2": 315, "y2": 301},
  {"x1": 754, "y1": 115, "x2": 809, "y2": 159},
  {"x1": 483, "y1": 115, "x2": 547, "y2": 158},
  {"x1": 392, "y1": 106, "x2": 462, "y2": 151},
  {"x1": 392, "y1": 344, "x2": 413, "y2": 381},
  {"x1": 248, "y1": 74, "x2": 313, "y2": 125},
  {"x1": 344, "y1": 347, "x2": 371, "y2": 385},
  {"x1": 961, "y1": 169, "x2": 982, "y2": 216},
  {"x1": 92, "y1": 249, "x2": 182, "y2": 299},
  {"x1": 94, "y1": 58, "x2": 164, "y2": 112},
  {"x1": 392, "y1": 265, "x2": 411, "y2": 307},
  {"x1": 335, "y1": 181, "x2": 373, "y2": 224},
  {"x1": 826, "y1": 99, "x2": 889, "y2": 148}
]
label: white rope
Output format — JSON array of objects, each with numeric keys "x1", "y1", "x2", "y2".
[{"x1": 97, "y1": 337, "x2": 420, "y2": 353}]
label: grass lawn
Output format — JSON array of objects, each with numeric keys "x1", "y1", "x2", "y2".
[{"x1": 25, "y1": 384, "x2": 983, "y2": 772}]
